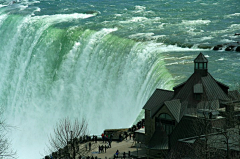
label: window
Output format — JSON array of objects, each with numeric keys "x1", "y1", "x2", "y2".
[
  {"x1": 195, "y1": 63, "x2": 198, "y2": 69},
  {"x1": 199, "y1": 63, "x2": 203, "y2": 69},
  {"x1": 158, "y1": 113, "x2": 175, "y2": 135},
  {"x1": 204, "y1": 63, "x2": 207, "y2": 69},
  {"x1": 160, "y1": 114, "x2": 172, "y2": 120}
]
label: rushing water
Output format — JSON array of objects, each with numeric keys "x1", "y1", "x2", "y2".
[{"x1": 0, "y1": 0, "x2": 239, "y2": 158}]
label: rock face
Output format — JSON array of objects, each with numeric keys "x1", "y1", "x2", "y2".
[{"x1": 213, "y1": 42, "x2": 240, "y2": 52}]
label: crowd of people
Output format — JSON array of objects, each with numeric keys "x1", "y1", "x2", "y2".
[{"x1": 45, "y1": 119, "x2": 145, "y2": 159}]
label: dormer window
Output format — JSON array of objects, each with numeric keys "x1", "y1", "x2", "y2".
[{"x1": 194, "y1": 83, "x2": 203, "y2": 100}]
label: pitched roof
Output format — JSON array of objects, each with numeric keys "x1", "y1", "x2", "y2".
[
  {"x1": 143, "y1": 89, "x2": 174, "y2": 117},
  {"x1": 148, "y1": 127, "x2": 169, "y2": 150},
  {"x1": 201, "y1": 74, "x2": 230, "y2": 101},
  {"x1": 196, "y1": 100, "x2": 220, "y2": 110},
  {"x1": 169, "y1": 116, "x2": 197, "y2": 149},
  {"x1": 194, "y1": 52, "x2": 208, "y2": 63},
  {"x1": 164, "y1": 99, "x2": 181, "y2": 122},
  {"x1": 173, "y1": 72, "x2": 230, "y2": 104},
  {"x1": 228, "y1": 90, "x2": 240, "y2": 100}
]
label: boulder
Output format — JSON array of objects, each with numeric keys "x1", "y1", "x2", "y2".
[
  {"x1": 213, "y1": 42, "x2": 240, "y2": 52},
  {"x1": 213, "y1": 45, "x2": 223, "y2": 50},
  {"x1": 225, "y1": 45, "x2": 235, "y2": 51},
  {"x1": 236, "y1": 46, "x2": 240, "y2": 52}
]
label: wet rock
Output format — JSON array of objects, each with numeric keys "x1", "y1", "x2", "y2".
[
  {"x1": 213, "y1": 45, "x2": 223, "y2": 50},
  {"x1": 225, "y1": 45, "x2": 235, "y2": 51},
  {"x1": 213, "y1": 42, "x2": 240, "y2": 52},
  {"x1": 236, "y1": 46, "x2": 240, "y2": 52}
]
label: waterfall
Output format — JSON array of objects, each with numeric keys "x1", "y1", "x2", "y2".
[{"x1": 0, "y1": 12, "x2": 174, "y2": 158}]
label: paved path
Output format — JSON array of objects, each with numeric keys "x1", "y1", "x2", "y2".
[{"x1": 84, "y1": 139, "x2": 146, "y2": 159}]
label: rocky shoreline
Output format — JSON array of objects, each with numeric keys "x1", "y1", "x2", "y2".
[
  {"x1": 213, "y1": 34, "x2": 240, "y2": 52},
  {"x1": 213, "y1": 41, "x2": 240, "y2": 52}
]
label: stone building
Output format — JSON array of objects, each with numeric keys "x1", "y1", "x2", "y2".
[{"x1": 142, "y1": 53, "x2": 240, "y2": 159}]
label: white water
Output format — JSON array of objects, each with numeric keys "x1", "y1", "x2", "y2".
[{"x1": 0, "y1": 12, "x2": 176, "y2": 158}]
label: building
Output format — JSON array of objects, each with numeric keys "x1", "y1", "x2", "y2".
[{"x1": 142, "y1": 53, "x2": 240, "y2": 159}]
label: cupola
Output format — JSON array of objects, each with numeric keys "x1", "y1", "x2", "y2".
[{"x1": 194, "y1": 52, "x2": 208, "y2": 76}]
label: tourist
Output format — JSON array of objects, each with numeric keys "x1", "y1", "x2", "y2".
[
  {"x1": 95, "y1": 135, "x2": 97, "y2": 143},
  {"x1": 119, "y1": 134, "x2": 122, "y2": 141},
  {"x1": 116, "y1": 150, "x2": 119, "y2": 158},
  {"x1": 101, "y1": 145, "x2": 104, "y2": 153},
  {"x1": 85, "y1": 143, "x2": 88, "y2": 151},
  {"x1": 98, "y1": 145, "x2": 101, "y2": 153},
  {"x1": 104, "y1": 145, "x2": 107, "y2": 153},
  {"x1": 123, "y1": 152, "x2": 126, "y2": 158},
  {"x1": 89, "y1": 142, "x2": 91, "y2": 150},
  {"x1": 109, "y1": 140, "x2": 112, "y2": 148},
  {"x1": 101, "y1": 133, "x2": 104, "y2": 142}
]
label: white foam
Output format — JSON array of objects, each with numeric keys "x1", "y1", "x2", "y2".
[
  {"x1": 217, "y1": 58, "x2": 224, "y2": 61},
  {"x1": 229, "y1": 24, "x2": 240, "y2": 29},
  {"x1": 181, "y1": 19, "x2": 211, "y2": 25},
  {"x1": 0, "y1": 14, "x2": 8, "y2": 25},
  {"x1": 32, "y1": 12, "x2": 96, "y2": 24},
  {"x1": 0, "y1": 4, "x2": 7, "y2": 8},
  {"x1": 134, "y1": 5, "x2": 146, "y2": 13},
  {"x1": 115, "y1": 14, "x2": 122, "y2": 17},
  {"x1": 225, "y1": 13, "x2": 240, "y2": 18},
  {"x1": 219, "y1": 39, "x2": 235, "y2": 43}
]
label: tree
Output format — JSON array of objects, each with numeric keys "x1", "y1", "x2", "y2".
[
  {"x1": 0, "y1": 110, "x2": 16, "y2": 159},
  {"x1": 46, "y1": 117, "x2": 89, "y2": 158}
]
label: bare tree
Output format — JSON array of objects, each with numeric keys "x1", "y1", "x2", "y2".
[
  {"x1": 46, "y1": 117, "x2": 89, "y2": 158},
  {"x1": 0, "y1": 110, "x2": 16, "y2": 159}
]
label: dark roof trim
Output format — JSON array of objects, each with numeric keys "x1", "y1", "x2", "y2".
[
  {"x1": 194, "y1": 52, "x2": 208, "y2": 63},
  {"x1": 173, "y1": 81, "x2": 187, "y2": 90},
  {"x1": 143, "y1": 88, "x2": 173, "y2": 111},
  {"x1": 208, "y1": 73, "x2": 229, "y2": 89}
]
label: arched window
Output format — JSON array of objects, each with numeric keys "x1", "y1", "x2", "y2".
[{"x1": 158, "y1": 113, "x2": 175, "y2": 135}]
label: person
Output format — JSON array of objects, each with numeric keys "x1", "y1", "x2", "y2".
[
  {"x1": 91, "y1": 156, "x2": 94, "y2": 159},
  {"x1": 108, "y1": 141, "x2": 112, "y2": 148},
  {"x1": 104, "y1": 145, "x2": 107, "y2": 153},
  {"x1": 116, "y1": 150, "x2": 119, "y2": 158},
  {"x1": 85, "y1": 143, "x2": 88, "y2": 151},
  {"x1": 123, "y1": 152, "x2": 126, "y2": 159},
  {"x1": 129, "y1": 134, "x2": 131, "y2": 140},
  {"x1": 98, "y1": 145, "x2": 101, "y2": 153},
  {"x1": 95, "y1": 135, "x2": 97, "y2": 143},
  {"x1": 101, "y1": 145, "x2": 104, "y2": 153},
  {"x1": 89, "y1": 142, "x2": 92, "y2": 150},
  {"x1": 119, "y1": 134, "x2": 122, "y2": 141},
  {"x1": 101, "y1": 133, "x2": 104, "y2": 142}
]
